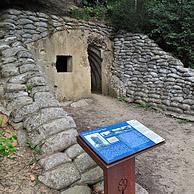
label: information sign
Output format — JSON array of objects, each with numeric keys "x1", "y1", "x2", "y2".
[{"x1": 80, "y1": 120, "x2": 165, "y2": 164}]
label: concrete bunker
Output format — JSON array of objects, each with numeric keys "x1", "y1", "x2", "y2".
[{"x1": 29, "y1": 29, "x2": 113, "y2": 101}]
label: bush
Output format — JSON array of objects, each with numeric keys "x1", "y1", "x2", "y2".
[
  {"x1": 145, "y1": 0, "x2": 194, "y2": 68},
  {"x1": 0, "y1": 130, "x2": 17, "y2": 157},
  {"x1": 108, "y1": 0, "x2": 147, "y2": 32},
  {"x1": 70, "y1": 0, "x2": 194, "y2": 68},
  {"x1": 109, "y1": 0, "x2": 194, "y2": 68},
  {"x1": 70, "y1": 4, "x2": 109, "y2": 21}
]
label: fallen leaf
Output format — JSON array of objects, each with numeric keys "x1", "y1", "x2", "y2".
[
  {"x1": 12, "y1": 141, "x2": 17, "y2": 147},
  {"x1": 4, "y1": 132, "x2": 12, "y2": 138},
  {"x1": 29, "y1": 174, "x2": 36, "y2": 182}
]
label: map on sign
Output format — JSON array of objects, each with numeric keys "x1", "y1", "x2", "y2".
[{"x1": 80, "y1": 120, "x2": 165, "y2": 164}]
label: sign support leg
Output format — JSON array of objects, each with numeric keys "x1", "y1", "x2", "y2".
[{"x1": 104, "y1": 157, "x2": 135, "y2": 194}]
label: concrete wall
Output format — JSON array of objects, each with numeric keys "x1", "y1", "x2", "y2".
[
  {"x1": 30, "y1": 30, "x2": 91, "y2": 101},
  {"x1": 29, "y1": 28, "x2": 113, "y2": 100},
  {"x1": 111, "y1": 32, "x2": 194, "y2": 116}
]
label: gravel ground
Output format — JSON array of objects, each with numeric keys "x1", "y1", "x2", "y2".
[{"x1": 64, "y1": 94, "x2": 194, "y2": 194}]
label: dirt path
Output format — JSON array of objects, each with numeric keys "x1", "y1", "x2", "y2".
[
  {"x1": 0, "y1": 147, "x2": 58, "y2": 194},
  {"x1": 64, "y1": 94, "x2": 194, "y2": 194}
]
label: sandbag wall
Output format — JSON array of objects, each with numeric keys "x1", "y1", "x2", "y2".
[{"x1": 111, "y1": 32, "x2": 194, "y2": 116}]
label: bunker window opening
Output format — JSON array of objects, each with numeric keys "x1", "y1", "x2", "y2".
[{"x1": 56, "y1": 55, "x2": 72, "y2": 72}]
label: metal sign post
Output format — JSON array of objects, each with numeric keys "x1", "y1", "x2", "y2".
[{"x1": 77, "y1": 120, "x2": 165, "y2": 194}]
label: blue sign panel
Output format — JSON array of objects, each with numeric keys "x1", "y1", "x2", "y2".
[{"x1": 80, "y1": 120, "x2": 165, "y2": 164}]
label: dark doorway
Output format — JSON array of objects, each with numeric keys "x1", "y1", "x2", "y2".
[
  {"x1": 88, "y1": 45, "x2": 103, "y2": 93},
  {"x1": 56, "y1": 55, "x2": 72, "y2": 72}
]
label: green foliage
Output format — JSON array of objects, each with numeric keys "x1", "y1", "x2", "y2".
[
  {"x1": 0, "y1": 130, "x2": 17, "y2": 157},
  {"x1": 26, "y1": 141, "x2": 41, "y2": 154},
  {"x1": 82, "y1": 0, "x2": 108, "y2": 7},
  {"x1": 70, "y1": 0, "x2": 147, "y2": 31},
  {"x1": 26, "y1": 85, "x2": 33, "y2": 95},
  {"x1": 108, "y1": 0, "x2": 194, "y2": 68},
  {"x1": 70, "y1": 7, "x2": 91, "y2": 20},
  {"x1": 136, "y1": 101, "x2": 151, "y2": 110},
  {"x1": 108, "y1": 0, "x2": 147, "y2": 32},
  {"x1": 70, "y1": 0, "x2": 194, "y2": 69},
  {"x1": 70, "y1": 5, "x2": 109, "y2": 21},
  {"x1": 145, "y1": 0, "x2": 194, "y2": 68},
  {"x1": 117, "y1": 95, "x2": 126, "y2": 102}
]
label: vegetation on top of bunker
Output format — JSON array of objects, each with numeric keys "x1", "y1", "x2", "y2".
[{"x1": 70, "y1": 0, "x2": 194, "y2": 69}]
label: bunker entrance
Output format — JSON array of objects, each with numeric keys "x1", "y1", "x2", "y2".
[{"x1": 88, "y1": 45, "x2": 103, "y2": 93}]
